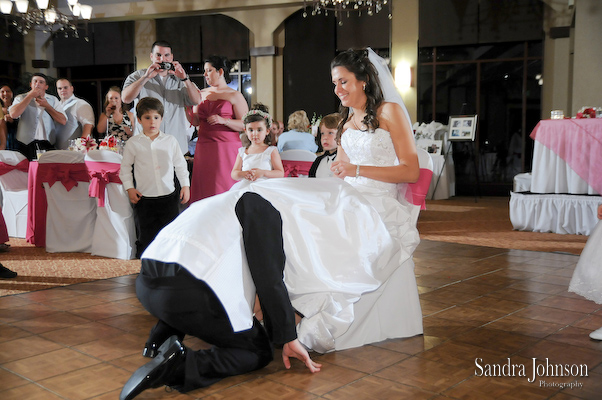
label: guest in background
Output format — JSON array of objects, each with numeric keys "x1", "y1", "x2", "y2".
[
  {"x1": 119, "y1": 97, "x2": 190, "y2": 258},
  {"x1": 9, "y1": 73, "x2": 66, "y2": 159},
  {"x1": 269, "y1": 117, "x2": 280, "y2": 145},
  {"x1": 569, "y1": 204, "x2": 602, "y2": 340},
  {"x1": 277, "y1": 110, "x2": 318, "y2": 153},
  {"x1": 97, "y1": 86, "x2": 135, "y2": 142},
  {"x1": 309, "y1": 113, "x2": 341, "y2": 178},
  {"x1": 277, "y1": 120, "x2": 285, "y2": 136},
  {"x1": 55, "y1": 78, "x2": 95, "y2": 149},
  {"x1": 0, "y1": 107, "x2": 6, "y2": 149},
  {"x1": 187, "y1": 55, "x2": 248, "y2": 203},
  {"x1": 122, "y1": 40, "x2": 201, "y2": 154},
  {"x1": 1, "y1": 85, "x2": 18, "y2": 150}
]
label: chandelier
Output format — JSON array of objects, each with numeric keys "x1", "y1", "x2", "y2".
[
  {"x1": 303, "y1": 0, "x2": 391, "y2": 25},
  {"x1": 0, "y1": 0, "x2": 93, "y2": 39}
]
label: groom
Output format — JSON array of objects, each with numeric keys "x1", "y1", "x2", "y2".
[{"x1": 120, "y1": 193, "x2": 320, "y2": 400}]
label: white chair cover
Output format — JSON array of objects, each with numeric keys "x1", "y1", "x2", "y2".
[
  {"x1": 85, "y1": 150, "x2": 136, "y2": 260},
  {"x1": 280, "y1": 149, "x2": 317, "y2": 162},
  {"x1": 39, "y1": 150, "x2": 96, "y2": 253},
  {"x1": 0, "y1": 150, "x2": 29, "y2": 237}
]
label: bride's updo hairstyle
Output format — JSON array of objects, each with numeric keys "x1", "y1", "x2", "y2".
[
  {"x1": 331, "y1": 48, "x2": 384, "y2": 141},
  {"x1": 204, "y1": 55, "x2": 233, "y2": 84}
]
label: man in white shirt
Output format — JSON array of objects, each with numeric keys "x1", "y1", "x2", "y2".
[
  {"x1": 122, "y1": 40, "x2": 201, "y2": 154},
  {"x1": 9, "y1": 73, "x2": 67, "y2": 159},
  {"x1": 55, "y1": 78, "x2": 95, "y2": 150}
]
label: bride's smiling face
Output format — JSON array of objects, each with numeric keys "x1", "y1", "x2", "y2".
[{"x1": 332, "y1": 66, "x2": 366, "y2": 109}]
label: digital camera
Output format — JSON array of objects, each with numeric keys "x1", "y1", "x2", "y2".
[{"x1": 158, "y1": 62, "x2": 175, "y2": 71}]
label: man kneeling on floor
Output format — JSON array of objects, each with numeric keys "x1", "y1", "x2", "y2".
[{"x1": 120, "y1": 193, "x2": 321, "y2": 400}]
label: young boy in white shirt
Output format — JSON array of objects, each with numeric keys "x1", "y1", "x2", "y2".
[{"x1": 120, "y1": 97, "x2": 190, "y2": 258}]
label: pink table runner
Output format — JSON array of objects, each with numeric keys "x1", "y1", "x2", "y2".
[{"x1": 530, "y1": 119, "x2": 602, "y2": 195}]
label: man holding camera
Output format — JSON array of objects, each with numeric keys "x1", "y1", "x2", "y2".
[{"x1": 122, "y1": 40, "x2": 201, "y2": 154}]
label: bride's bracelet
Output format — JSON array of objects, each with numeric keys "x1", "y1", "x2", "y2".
[{"x1": 356, "y1": 164, "x2": 360, "y2": 178}]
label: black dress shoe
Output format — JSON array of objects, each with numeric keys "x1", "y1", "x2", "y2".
[
  {"x1": 0, "y1": 263, "x2": 17, "y2": 279},
  {"x1": 120, "y1": 335, "x2": 186, "y2": 400},
  {"x1": 143, "y1": 320, "x2": 185, "y2": 358}
]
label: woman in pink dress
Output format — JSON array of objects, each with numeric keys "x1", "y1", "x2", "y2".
[{"x1": 187, "y1": 56, "x2": 249, "y2": 202}]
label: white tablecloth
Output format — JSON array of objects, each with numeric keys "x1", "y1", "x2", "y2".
[
  {"x1": 531, "y1": 140, "x2": 597, "y2": 195},
  {"x1": 530, "y1": 119, "x2": 602, "y2": 195},
  {"x1": 428, "y1": 154, "x2": 455, "y2": 200}
]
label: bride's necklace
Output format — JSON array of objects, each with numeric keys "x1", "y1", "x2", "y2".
[{"x1": 351, "y1": 113, "x2": 368, "y2": 131}]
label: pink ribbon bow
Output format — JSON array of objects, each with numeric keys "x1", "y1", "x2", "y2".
[
  {"x1": 0, "y1": 159, "x2": 29, "y2": 176},
  {"x1": 38, "y1": 163, "x2": 90, "y2": 192},
  {"x1": 282, "y1": 160, "x2": 313, "y2": 177},
  {"x1": 87, "y1": 163, "x2": 122, "y2": 207}
]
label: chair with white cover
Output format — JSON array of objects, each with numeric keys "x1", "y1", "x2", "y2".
[
  {"x1": 280, "y1": 149, "x2": 316, "y2": 177},
  {"x1": 85, "y1": 150, "x2": 135, "y2": 260},
  {"x1": 0, "y1": 150, "x2": 29, "y2": 237},
  {"x1": 408, "y1": 148, "x2": 434, "y2": 211},
  {"x1": 38, "y1": 150, "x2": 96, "y2": 253}
]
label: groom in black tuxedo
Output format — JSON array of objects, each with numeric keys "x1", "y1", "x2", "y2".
[{"x1": 120, "y1": 193, "x2": 320, "y2": 400}]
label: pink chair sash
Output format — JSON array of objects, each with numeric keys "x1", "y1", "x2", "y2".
[
  {"x1": 282, "y1": 160, "x2": 313, "y2": 177},
  {"x1": 37, "y1": 163, "x2": 90, "y2": 192},
  {"x1": 27, "y1": 162, "x2": 90, "y2": 247},
  {"x1": 407, "y1": 168, "x2": 434, "y2": 210},
  {"x1": 0, "y1": 159, "x2": 29, "y2": 176},
  {"x1": 86, "y1": 161, "x2": 122, "y2": 207}
]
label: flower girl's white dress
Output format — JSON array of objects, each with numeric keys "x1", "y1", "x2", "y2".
[{"x1": 143, "y1": 128, "x2": 423, "y2": 353}]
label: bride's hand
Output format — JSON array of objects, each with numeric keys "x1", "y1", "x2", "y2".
[{"x1": 331, "y1": 160, "x2": 354, "y2": 179}]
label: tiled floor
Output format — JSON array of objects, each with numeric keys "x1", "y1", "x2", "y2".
[{"x1": 1, "y1": 239, "x2": 601, "y2": 399}]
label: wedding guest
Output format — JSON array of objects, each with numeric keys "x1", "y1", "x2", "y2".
[
  {"x1": 97, "y1": 87, "x2": 135, "y2": 142},
  {"x1": 277, "y1": 110, "x2": 318, "y2": 153},
  {"x1": 122, "y1": 40, "x2": 201, "y2": 154},
  {"x1": 1, "y1": 85, "x2": 18, "y2": 150},
  {"x1": 119, "y1": 97, "x2": 190, "y2": 258},
  {"x1": 187, "y1": 55, "x2": 248, "y2": 202},
  {"x1": 9, "y1": 73, "x2": 67, "y2": 159},
  {"x1": 55, "y1": 78, "x2": 95, "y2": 149},
  {"x1": 309, "y1": 113, "x2": 341, "y2": 178}
]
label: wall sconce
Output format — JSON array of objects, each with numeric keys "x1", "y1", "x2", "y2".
[{"x1": 395, "y1": 62, "x2": 413, "y2": 90}]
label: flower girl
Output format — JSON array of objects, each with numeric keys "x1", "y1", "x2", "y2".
[{"x1": 231, "y1": 108, "x2": 284, "y2": 183}]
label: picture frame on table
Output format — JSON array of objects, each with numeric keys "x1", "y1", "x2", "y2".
[
  {"x1": 448, "y1": 115, "x2": 478, "y2": 141},
  {"x1": 416, "y1": 139, "x2": 443, "y2": 155}
]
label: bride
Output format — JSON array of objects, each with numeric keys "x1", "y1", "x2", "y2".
[{"x1": 141, "y1": 48, "x2": 423, "y2": 354}]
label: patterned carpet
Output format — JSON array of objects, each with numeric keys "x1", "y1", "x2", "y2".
[
  {"x1": 0, "y1": 196, "x2": 590, "y2": 297},
  {"x1": 0, "y1": 238, "x2": 140, "y2": 297},
  {"x1": 418, "y1": 196, "x2": 589, "y2": 255}
]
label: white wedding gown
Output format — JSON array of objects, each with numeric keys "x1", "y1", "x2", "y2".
[
  {"x1": 569, "y1": 220, "x2": 602, "y2": 304},
  {"x1": 143, "y1": 128, "x2": 423, "y2": 353}
]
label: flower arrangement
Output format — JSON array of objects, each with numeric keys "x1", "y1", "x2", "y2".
[
  {"x1": 576, "y1": 107, "x2": 597, "y2": 119},
  {"x1": 75, "y1": 137, "x2": 98, "y2": 153},
  {"x1": 99, "y1": 135, "x2": 121, "y2": 153}
]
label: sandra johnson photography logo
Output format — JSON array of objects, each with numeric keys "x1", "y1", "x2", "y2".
[{"x1": 475, "y1": 358, "x2": 588, "y2": 388}]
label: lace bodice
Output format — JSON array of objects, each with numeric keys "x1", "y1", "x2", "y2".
[{"x1": 341, "y1": 128, "x2": 400, "y2": 197}]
